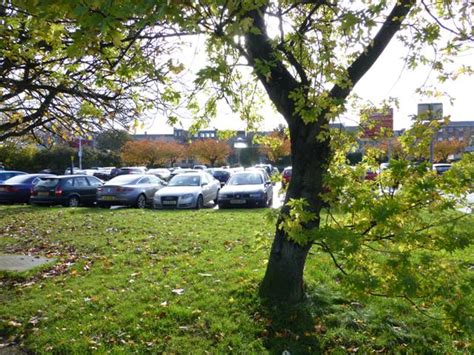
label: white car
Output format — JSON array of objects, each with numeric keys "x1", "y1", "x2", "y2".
[
  {"x1": 148, "y1": 168, "x2": 171, "y2": 181},
  {"x1": 153, "y1": 172, "x2": 220, "y2": 209}
]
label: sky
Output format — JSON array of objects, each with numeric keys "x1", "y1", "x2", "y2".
[{"x1": 138, "y1": 15, "x2": 473, "y2": 135}]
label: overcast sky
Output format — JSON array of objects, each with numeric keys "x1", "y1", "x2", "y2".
[{"x1": 139, "y1": 26, "x2": 473, "y2": 135}]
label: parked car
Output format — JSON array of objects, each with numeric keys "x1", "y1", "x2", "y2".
[
  {"x1": 30, "y1": 175, "x2": 103, "y2": 207},
  {"x1": 217, "y1": 171, "x2": 273, "y2": 208},
  {"x1": 169, "y1": 168, "x2": 197, "y2": 179},
  {"x1": 0, "y1": 171, "x2": 26, "y2": 183},
  {"x1": 147, "y1": 168, "x2": 171, "y2": 181},
  {"x1": 93, "y1": 167, "x2": 116, "y2": 181},
  {"x1": 193, "y1": 164, "x2": 207, "y2": 170},
  {"x1": 281, "y1": 167, "x2": 292, "y2": 188},
  {"x1": 205, "y1": 168, "x2": 231, "y2": 187},
  {"x1": 254, "y1": 164, "x2": 273, "y2": 175},
  {"x1": 364, "y1": 169, "x2": 378, "y2": 181},
  {"x1": 432, "y1": 163, "x2": 452, "y2": 175},
  {"x1": 153, "y1": 172, "x2": 220, "y2": 209},
  {"x1": 0, "y1": 174, "x2": 55, "y2": 204},
  {"x1": 110, "y1": 167, "x2": 147, "y2": 178},
  {"x1": 97, "y1": 174, "x2": 166, "y2": 208}
]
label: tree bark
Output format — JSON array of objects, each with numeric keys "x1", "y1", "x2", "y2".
[
  {"x1": 259, "y1": 117, "x2": 330, "y2": 302},
  {"x1": 242, "y1": 1, "x2": 414, "y2": 304}
]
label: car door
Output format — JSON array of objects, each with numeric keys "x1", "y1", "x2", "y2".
[
  {"x1": 200, "y1": 174, "x2": 212, "y2": 203},
  {"x1": 137, "y1": 176, "x2": 152, "y2": 200},
  {"x1": 73, "y1": 176, "x2": 92, "y2": 203},
  {"x1": 147, "y1": 176, "x2": 165, "y2": 198},
  {"x1": 86, "y1": 176, "x2": 103, "y2": 203}
]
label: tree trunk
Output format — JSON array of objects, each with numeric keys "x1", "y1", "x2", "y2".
[{"x1": 259, "y1": 119, "x2": 330, "y2": 303}]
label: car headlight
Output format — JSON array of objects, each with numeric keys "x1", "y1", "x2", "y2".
[
  {"x1": 249, "y1": 192, "x2": 263, "y2": 198},
  {"x1": 181, "y1": 193, "x2": 193, "y2": 200}
]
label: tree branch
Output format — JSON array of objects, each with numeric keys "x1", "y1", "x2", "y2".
[{"x1": 330, "y1": 0, "x2": 415, "y2": 102}]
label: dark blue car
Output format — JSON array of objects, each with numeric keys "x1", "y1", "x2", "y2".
[
  {"x1": 0, "y1": 174, "x2": 54, "y2": 204},
  {"x1": 0, "y1": 170, "x2": 26, "y2": 183}
]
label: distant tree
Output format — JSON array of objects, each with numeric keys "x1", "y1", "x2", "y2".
[
  {"x1": 434, "y1": 139, "x2": 466, "y2": 162},
  {"x1": 34, "y1": 145, "x2": 77, "y2": 173},
  {"x1": 0, "y1": 143, "x2": 38, "y2": 172},
  {"x1": 121, "y1": 140, "x2": 185, "y2": 167},
  {"x1": 188, "y1": 139, "x2": 231, "y2": 167},
  {"x1": 257, "y1": 132, "x2": 291, "y2": 164},
  {"x1": 157, "y1": 141, "x2": 185, "y2": 167},
  {"x1": 96, "y1": 130, "x2": 131, "y2": 152}
]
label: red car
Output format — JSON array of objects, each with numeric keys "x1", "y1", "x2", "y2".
[{"x1": 282, "y1": 167, "x2": 292, "y2": 188}]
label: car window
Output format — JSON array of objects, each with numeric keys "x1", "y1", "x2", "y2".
[
  {"x1": 74, "y1": 177, "x2": 89, "y2": 187},
  {"x1": 228, "y1": 173, "x2": 263, "y2": 185},
  {"x1": 62, "y1": 179, "x2": 73, "y2": 188},
  {"x1": 3, "y1": 174, "x2": 31, "y2": 183},
  {"x1": 37, "y1": 178, "x2": 59, "y2": 188},
  {"x1": 148, "y1": 176, "x2": 162, "y2": 184},
  {"x1": 168, "y1": 175, "x2": 201, "y2": 187},
  {"x1": 87, "y1": 177, "x2": 102, "y2": 187},
  {"x1": 107, "y1": 175, "x2": 141, "y2": 185},
  {"x1": 138, "y1": 177, "x2": 150, "y2": 184}
]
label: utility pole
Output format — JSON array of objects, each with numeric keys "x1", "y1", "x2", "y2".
[{"x1": 78, "y1": 137, "x2": 83, "y2": 170}]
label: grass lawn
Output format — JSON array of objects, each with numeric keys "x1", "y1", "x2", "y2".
[{"x1": 0, "y1": 205, "x2": 472, "y2": 353}]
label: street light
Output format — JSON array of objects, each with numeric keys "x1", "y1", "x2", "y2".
[{"x1": 418, "y1": 103, "x2": 443, "y2": 163}]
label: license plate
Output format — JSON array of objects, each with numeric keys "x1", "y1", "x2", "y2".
[
  {"x1": 230, "y1": 199, "x2": 246, "y2": 204},
  {"x1": 162, "y1": 200, "x2": 177, "y2": 205},
  {"x1": 101, "y1": 196, "x2": 115, "y2": 201},
  {"x1": 38, "y1": 191, "x2": 49, "y2": 196}
]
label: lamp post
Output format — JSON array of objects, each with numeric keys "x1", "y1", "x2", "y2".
[
  {"x1": 418, "y1": 103, "x2": 443, "y2": 163},
  {"x1": 78, "y1": 137, "x2": 83, "y2": 170}
]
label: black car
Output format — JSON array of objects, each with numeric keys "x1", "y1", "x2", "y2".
[
  {"x1": 0, "y1": 174, "x2": 55, "y2": 204},
  {"x1": 30, "y1": 175, "x2": 103, "y2": 207},
  {"x1": 205, "y1": 168, "x2": 231, "y2": 187}
]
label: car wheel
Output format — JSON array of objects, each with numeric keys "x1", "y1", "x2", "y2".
[
  {"x1": 195, "y1": 195, "x2": 203, "y2": 210},
  {"x1": 67, "y1": 196, "x2": 80, "y2": 207},
  {"x1": 136, "y1": 194, "x2": 147, "y2": 209}
]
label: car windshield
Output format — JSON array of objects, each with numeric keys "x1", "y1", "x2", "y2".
[
  {"x1": 37, "y1": 178, "x2": 59, "y2": 187},
  {"x1": 168, "y1": 175, "x2": 201, "y2": 186},
  {"x1": 4, "y1": 175, "x2": 33, "y2": 184},
  {"x1": 228, "y1": 173, "x2": 262, "y2": 185},
  {"x1": 107, "y1": 175, "x2": 141, "y2": 185}
]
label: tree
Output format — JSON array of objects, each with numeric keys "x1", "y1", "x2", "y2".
[
  {"x1": 434, "y1": 139, "x2": 466, "y2": 162},
  {"x1": 0, "y1": 1, "x2": 181, "y2": 141},
  {"x1": 121, "y1": 140, "x2": 185, "y2": 167},
  {"x1": 5, "y1": 1, "x2": 473, "y2": 323},
  {"x1": 257, "y1": 132, "x2": 291, "y2": 164},
  {"x1": 95, "y1": 130, "x2": 131, "y2": 152},
  {"x1": 188, "y1": 139, "x2": 231, "y2": 167}
]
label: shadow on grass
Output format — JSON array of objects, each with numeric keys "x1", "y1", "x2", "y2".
[{"x1": 260, "y1": 300, "x2": 320, "y2": 354}]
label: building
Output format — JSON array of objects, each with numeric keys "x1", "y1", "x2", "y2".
[{"x1": 434, "y1": 121, "x2": 474, "y2": 144}]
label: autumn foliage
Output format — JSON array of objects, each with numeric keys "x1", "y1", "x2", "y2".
[
  {"x1": 121, "y1": 140, "x2": 185, "y2": 167},
  {"x1": 188, "y1": 139, "x2": 231, "y2": 167},
  {"x1": 257, "y1": 132, "x2": 291, "y2": 163},
  {"x1": 434, "y1": 139, "x2": 466, "y2": 162}
]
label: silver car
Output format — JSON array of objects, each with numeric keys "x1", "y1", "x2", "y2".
[
  {"x1": 153, "y1": 172, "x2": 220, "y2": 209},
  {"x1": 97, "y1": 174, "x2": 166, "y2": 208}
]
